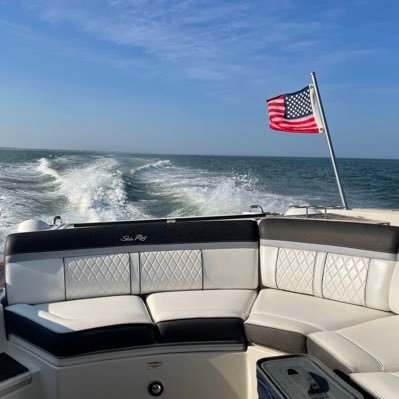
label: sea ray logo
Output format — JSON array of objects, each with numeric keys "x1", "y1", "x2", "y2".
[{"x1": 120, "y1": 234, "x2": 148, "y2": 242}]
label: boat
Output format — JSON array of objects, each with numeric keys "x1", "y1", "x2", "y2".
[{"x1": 0, "y1": 205, "x2": 398, "y2": 398}]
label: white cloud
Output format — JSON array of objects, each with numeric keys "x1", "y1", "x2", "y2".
[{"x1": 3, "y1": 0, "x2": 383, "y2": 88}]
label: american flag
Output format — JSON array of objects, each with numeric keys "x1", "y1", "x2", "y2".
[{"x1": 267, "y1": 86, "x2": 323, "y2": 134}]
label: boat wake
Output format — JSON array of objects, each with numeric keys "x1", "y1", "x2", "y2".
[{"x1": 0, "y1": 152, "x2": 308, "y2": 250}]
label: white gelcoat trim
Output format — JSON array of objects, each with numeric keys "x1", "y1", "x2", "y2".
[
  {"x1": 6, "y1": 241, "x2": 258, "y2": 263},
  {"x1": 260, "y1": 240, "x2": 396, "y2": 261},
  {"x1": 8, "y1": 334, "x2": 245, "y2": 368}
]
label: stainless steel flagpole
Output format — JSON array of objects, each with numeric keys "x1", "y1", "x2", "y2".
[{"x1": 310, "y1": 72, "x2": 348, "y2": 209}]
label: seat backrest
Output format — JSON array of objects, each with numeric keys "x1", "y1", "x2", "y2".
[
  {"x1": 259, "y1": 218, "x2": 399, "y2": 312},
  {"x1": 5, "y1": 219, "x2": 259, "y2": 305}
]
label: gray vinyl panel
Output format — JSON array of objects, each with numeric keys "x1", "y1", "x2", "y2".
[{"x1": 260, "y1": 239, "x2": 397, "y2": 261}]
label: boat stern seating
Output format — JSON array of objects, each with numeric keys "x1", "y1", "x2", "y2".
[
  {"x1": 142, "y1": 224, "x2": 259, "y2": 343},
  {"x1": 4, "y1": 252, "x2": 156, "y2": 356},
  {"x1": 4, "y1": 219, "x2": 259, "y2": 356},
  {"x1": 245, "y1": 218, "x2": 399, "y2": 354}
]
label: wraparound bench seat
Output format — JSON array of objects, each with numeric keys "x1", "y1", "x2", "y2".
[
  {"x1": 4, "y1": 219, "x2": 259, "y2": 355},
  {"x1": 146, "y1": 290, "x2": 257, "y2": 343},
  {"x1": 4, "y1": 296, "x2": 155, "y2": 356},
  {"x1": 244, "y1": 289, "x2": 390, "y2": 353},
  {"x1": 245, "y1": 218, "x2": 399, "y2": 355}
]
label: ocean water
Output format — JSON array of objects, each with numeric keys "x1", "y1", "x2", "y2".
[{"x1": 0, "y1": 148, "x2": 398, "y2": 251}]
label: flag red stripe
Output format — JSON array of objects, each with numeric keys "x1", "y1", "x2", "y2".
[
  {"x1": 271, "y1": 125, "x2": 318, "y2": 131},
  {"x1": 270, "y1": 114, "x2": 317, "y2": 124},
  {"x1": 268, "y1": 107, "x2": 284, "y2": 112},
  {"x1": 269, "y1": 123, "x2": 319, "y2": 133},
  {"x1": 270, "y1": 118, "x2": 318, "y2": 127},
  {"x1": 266, "y1": 95, "x2": 284, "y2": 102}
]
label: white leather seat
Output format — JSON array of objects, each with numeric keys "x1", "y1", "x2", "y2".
[
  {"x1": 5, "y1": 296, "x2": 155, "y2": 356},
  {"x1": 308, "y1": 315, "x2": 399, "y2": 374},
  {"x1": 351, "y1": 371, "x2": 399, "y2": 399},
  {"x1": 146, "y1": 290, "x2": 257, "y2": 343},
  {"x1": 244, "y1": 289, "x2": 390, "y2": 353}
]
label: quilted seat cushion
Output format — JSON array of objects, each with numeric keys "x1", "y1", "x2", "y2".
[
  {"x1": 140, "y1": 250, "x2": 202, "y2": 294},
  {"x1": 244, "y1": 289, "x2": 390, "y2": 353},
  {"x1": 64, "y1": 253, "x2": 132, "y2": 300},
  {"x1": 146, "y1": 290, "x2": 256, "y2": 343},
  {"x1": 308, "y1": 315, "x2": 399, "y2": 374},
  {"x1": 5, "y1": 296, "x2": 155, "y2": 356}
]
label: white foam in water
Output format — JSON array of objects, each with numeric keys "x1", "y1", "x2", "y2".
[
  {"x1": 40, "y1": 157, "x2": 147, "y2": 222},
  {"x1": 0, "y1": 161, "x2": 56, "y2": 249},
  {"x1": 0, "y1": 153, "x2": 307, "y2": 252},
  {"x1": 37, "y1": 158, "x2": 62, "y2": 181},
  {"x1": 132, "y1": 159, "x2": 171, "y2": 175},
  {"x1": 136, "y1": 162, "x2": 303, "y2": 216},
  {"x1": 0, "y1": 156, "x2": 146, "y2": 251}
]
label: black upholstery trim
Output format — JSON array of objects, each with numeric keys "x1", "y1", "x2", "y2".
[
  {"x1": 0, "y1": 353, "x2": 28, "y2": 382},
  {"x1": 259, "y1": 218, "x2": 399, "y2": 254},
  {"x1": 4, "y1": 310, "x2": 155, "y2": 357},
  {"x1": 5, "y1": 220, "x2": 259, "y2": 256},
  {"x1": 156, "y1": 318, "x2": 246, "y2": 343},
  {"x1": 74, "y1": 213, "x2": 265, "y2": 227},
  {"x1": 244, "y1": 323, "x2": 307, "y2": 353}
]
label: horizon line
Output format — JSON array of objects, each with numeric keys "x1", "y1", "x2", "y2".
[{"x1": 0, "y1": 146, "x2": 398, "y2": 161}]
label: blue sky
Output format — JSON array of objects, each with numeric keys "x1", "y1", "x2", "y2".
[{"x1": 0, "y1": 0, "x2": 398, "y2": 158}]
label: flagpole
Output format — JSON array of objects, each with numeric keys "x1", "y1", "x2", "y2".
[{"x1": 310, "y1": 72, "x2": 348, "y2": 210}]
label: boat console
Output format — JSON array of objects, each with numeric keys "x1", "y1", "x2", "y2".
[{"x1": 0, "y1": 216, "x2": 398, "y2": 398}]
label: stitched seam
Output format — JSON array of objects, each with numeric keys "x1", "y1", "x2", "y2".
[
  {"x1": 336, "y1": 332, "x2": 385, "y2": 371},
  {"x1": 275, "y1": 248, "x2": 280, "y2": 289},
  {"x1": 129, "y1": 253, "x2": 133, "y2": 294},
  {"x1": 138, "y1": 252, "x2": 142, "y2": 294},
  {"x1": 321, "y1": 252, "x2": 328, "y2": 299},
  {"x1": 257, "y1": 246, "x2": 262, "y2": 289},
  {"x1": 249, "y1": 311, "x2": 323, "y2": 331},
  {"x1": 364, "y1": 257, "x2": 372, "y2": 307},
  {"x1": 312, "y1": 252, "x2": 318, "y2": 296},
  {"x1": 200, "y1": 250, "x2": 204, "y2": 290},
  {"x1": 309, "y1": 335, "x2": 359, "y2": 373},
  {"x1": 62, "y1": 258, "x2": 67, "y2": 301}
]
